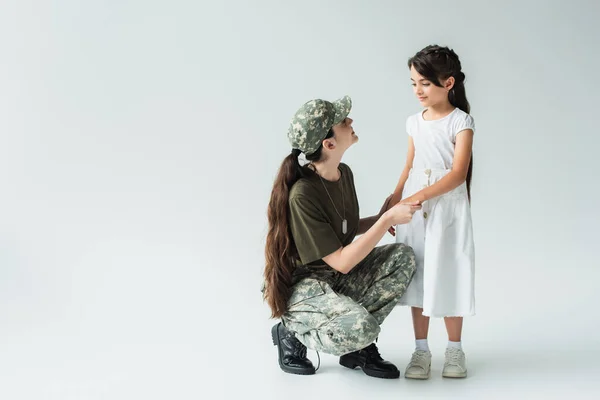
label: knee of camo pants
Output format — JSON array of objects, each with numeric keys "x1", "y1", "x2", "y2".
[
  {"x1": 385, "y1": 243, "x2": 417, "y2": 282},
  {"x1": 322, "y1": 311, "x2": 381, "y2": 356}
]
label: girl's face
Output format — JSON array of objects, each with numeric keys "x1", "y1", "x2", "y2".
[{"x1": 410, "y1": 65, "x2": 453, "y2": 108}]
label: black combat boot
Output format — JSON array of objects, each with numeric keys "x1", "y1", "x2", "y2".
[
  {"x1": 339, "y1": 342, "x2": 400, "y2": 379},
  {"x1": 271, "y1": 322, "x2": 316, "y2": 375}
]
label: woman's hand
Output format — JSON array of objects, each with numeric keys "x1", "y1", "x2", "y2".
[{"x1": 383, "y1": 201, "x2": 421, "y2": 236}]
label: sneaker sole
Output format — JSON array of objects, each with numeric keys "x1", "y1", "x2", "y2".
[
  {"x1": 442, "y1": 370, "x2": 467, "y2": 378},
  {"x1": 405, "y1": 362, "x2": 431, "y2": 380},
  {"x1": 271, "y1": 324, "x2": 316, "y2": 375},
  {"x1": 405, "y1": 371, "x2": 431, "y2": 380}
]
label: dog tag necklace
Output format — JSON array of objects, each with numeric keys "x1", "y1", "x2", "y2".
[{"x1": 316, "y1": 167, "x2": 347, "y2": 234}]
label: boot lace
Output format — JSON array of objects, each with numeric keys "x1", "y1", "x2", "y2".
[
  {"x1": 364, "y1": 343, "x2": 383, "y2": 362},
  {"x1": 289, "y1": 333, "x2": 320, "y2": 371}
]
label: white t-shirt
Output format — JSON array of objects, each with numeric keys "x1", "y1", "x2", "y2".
[{"x1": 406, "y1": 107, "x2": 475, "y2": 170}]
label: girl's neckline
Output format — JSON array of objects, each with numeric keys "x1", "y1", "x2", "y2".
[{"x1": 420, "y1": 107, "x2": 458, "y2": 122}]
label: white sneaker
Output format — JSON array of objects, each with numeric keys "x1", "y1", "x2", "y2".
[
  {"x1": 404, "y1": 350, "x2": 431, "y2": 379},
  {"x1": 442, "y1": 347, "x2": 467, "y2": 378}
]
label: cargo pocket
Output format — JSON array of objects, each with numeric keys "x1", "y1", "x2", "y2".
[{"x1": 287, "y1": 279, "x2": 327, "y2": 309}]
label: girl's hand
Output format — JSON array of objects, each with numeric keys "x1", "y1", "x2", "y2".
[{"x1": 400, "y1": 195, "x2": 423, "y2": 205}]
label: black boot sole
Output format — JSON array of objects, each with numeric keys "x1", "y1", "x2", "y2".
[
  {"x1": 339, "y1": 357, "x2": 400, "y2": 379},
  {"x1": 271, "y1": 324, "x2": 316, "y2": 375}
]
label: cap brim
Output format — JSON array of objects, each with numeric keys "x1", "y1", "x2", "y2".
[{"x1": 332, "y1": 95, "x2": 352, "y2": 125}]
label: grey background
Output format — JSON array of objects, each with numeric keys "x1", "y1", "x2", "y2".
[{"x1": 1, "y1": 0, "x2": 598, "y2": 399}]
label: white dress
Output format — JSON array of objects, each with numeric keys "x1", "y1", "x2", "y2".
[{"x1": 395, "y1": 108, "x2": 476, "y2": 317}]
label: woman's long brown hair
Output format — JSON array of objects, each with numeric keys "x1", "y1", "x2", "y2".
[{"x1": 263, "y1": 131, "x2": 332, "y2": 318}]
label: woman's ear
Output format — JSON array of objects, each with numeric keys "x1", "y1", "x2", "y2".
[{"x1": 322, "y1": 138, "x2": 336, "y2": 151}]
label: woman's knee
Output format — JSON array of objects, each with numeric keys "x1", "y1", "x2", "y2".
[
  {"x1": 384, "y1": 243, "x2": 417, "y2": 278},
  {"x1": 326, "y1": 312, "x2": 380, "y2": 355}
]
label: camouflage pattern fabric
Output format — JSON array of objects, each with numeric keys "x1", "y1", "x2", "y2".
[
  {"x1": 281, "y1": 243, "x2": 416, "y2": 356},
  {"x1": 287, "y1": 95, "x2": 352, "y2": 155}
]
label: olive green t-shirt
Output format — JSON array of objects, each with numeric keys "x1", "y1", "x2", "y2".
[{"x1": 288, "y1": 163, "x2": 360, "y2": 286}]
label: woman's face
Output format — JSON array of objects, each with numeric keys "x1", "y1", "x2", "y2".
[{"x1": 331, "y1": 117, "x2": 358, "y2": 151}]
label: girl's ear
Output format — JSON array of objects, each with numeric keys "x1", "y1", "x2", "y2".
[{"x1": 445, "y1": 76, "x2": 455, "y2": 91}]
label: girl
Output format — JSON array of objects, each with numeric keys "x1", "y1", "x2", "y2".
[
  {"x1": 387, "y1": 45, "x2": 476, "y2": 379},
  {"x1": 263, "y1": 96, "x2": 420, "y2": 378}
]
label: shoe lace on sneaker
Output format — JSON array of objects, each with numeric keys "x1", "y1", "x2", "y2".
[
  {"x1": 445, "y1": 348, "x2": 463, "y2": 366},
  {"x1": 410, "y1": 350, "x2": 429, "y2": 364}
]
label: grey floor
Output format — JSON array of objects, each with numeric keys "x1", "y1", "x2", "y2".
[
  {"x1": 3, "y1": 302, "x2": 598, "y2": 400},
  {"x1": 248, "y1": 311, "x2": 600, "y2": 400}
]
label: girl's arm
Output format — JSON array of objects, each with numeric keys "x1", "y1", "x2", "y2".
[
  {"x1": 389, "y1": 136, "x2": 415, "y2": 207},
  {"x1": 401, "y1": 130, "x2": 473, "y2": 204}
]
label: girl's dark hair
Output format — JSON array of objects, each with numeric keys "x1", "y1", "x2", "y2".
[
  {"x1": 409, "y1": 45, "x2": 473, "y2": 200},
  {"x1": 263, "y1": 129, "x2": 334, "y2": 318}
]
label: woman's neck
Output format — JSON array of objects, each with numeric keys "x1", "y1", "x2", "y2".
[{"x1": 311, "y1": 158, "x2": 341, "y2": 181}]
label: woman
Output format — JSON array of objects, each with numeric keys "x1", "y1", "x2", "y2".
[{"x1": 263, "y1": 95, "x2": 421, "y2": 379}]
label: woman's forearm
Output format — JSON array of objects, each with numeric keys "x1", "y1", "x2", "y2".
[{"x1": 323, "y1": 215, "x2": 393, "y2": 274}]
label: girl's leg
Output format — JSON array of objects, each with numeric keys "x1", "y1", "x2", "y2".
[
  {"x1": 442, "y1": 317, "x2": 467, "y2": 378},
  {"x1": 412, "y1": 307, "x2": 430, "y2": 340},
  {"x1": 404, "y1": 307, "x2": 432, "y2": 379},
  {"x1": 444, "y1": 316, "x2": 463, "y2": 342}
]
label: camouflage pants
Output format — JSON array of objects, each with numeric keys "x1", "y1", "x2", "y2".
[{"x1": 282, "y1": 243, "x2": 416, "y2": 356}]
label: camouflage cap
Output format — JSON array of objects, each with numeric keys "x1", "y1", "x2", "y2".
[{"x1": 287, "y1": 95, "x2": 352, "y2": 155}]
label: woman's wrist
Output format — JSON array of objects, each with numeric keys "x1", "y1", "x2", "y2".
[{"x1": 379, "y1": 210, "x2": 394, "y2": 229}]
